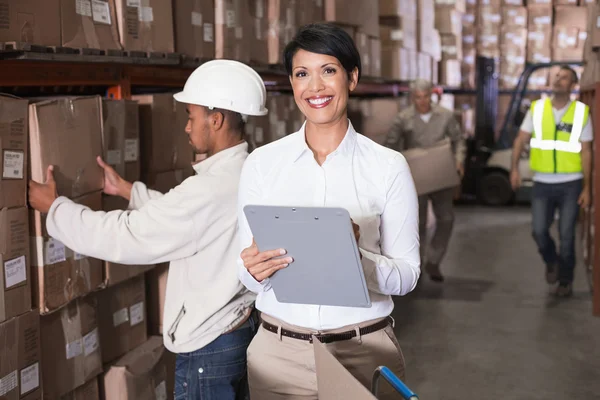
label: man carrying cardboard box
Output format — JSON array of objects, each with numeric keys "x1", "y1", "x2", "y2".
[
  {"x1": 28, "y1": 60, "x2": 269, "y2": 400},
  {"x1": 386, "y1": 79, "x2": 466, "y2": 282},
  {"x1": 510, "y1": 66, "x2": 592, "y2": 298}
]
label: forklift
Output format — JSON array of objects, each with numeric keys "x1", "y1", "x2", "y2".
[{"x1": 457, "y1": 57, "x2": 584, "y2": 206}]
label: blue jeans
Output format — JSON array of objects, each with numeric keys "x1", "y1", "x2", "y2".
[
  {"x1": 174, "y1": 318, "x2": 258, "y2": 400},
  {"x1": 531, "y1": 179, "x2": 582, "y2": 284}
]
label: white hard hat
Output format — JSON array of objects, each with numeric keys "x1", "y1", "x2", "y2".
[{"x1": 174, "y1": 59, "x2": 268, "y2": 117}]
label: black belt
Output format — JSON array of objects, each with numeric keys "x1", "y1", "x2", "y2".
[{"x1": 261, "y1": 317, "x2": 393, "y2": 344}]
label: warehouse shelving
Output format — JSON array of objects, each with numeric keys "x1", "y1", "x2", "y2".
[
  {"x1": 0, "y1": 53, "x2": 413, "y2": 99},
  {"x1": 580, "y1": 83, "x2": 600, "y2": 317}
]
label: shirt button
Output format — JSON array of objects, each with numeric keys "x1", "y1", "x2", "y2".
[{"x1": 198, "y1": 368, "x2": 204, "y2": 374}]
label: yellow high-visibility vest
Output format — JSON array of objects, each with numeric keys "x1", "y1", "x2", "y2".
[{"x1": 529, "y1": 98, "x2": 589, "y2": 173}]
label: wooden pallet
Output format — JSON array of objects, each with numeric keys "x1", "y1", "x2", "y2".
[{"x1": 0, "y1": 42, "x2": 181, "y2": 66}]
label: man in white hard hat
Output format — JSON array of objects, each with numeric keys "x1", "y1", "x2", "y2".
[{"x1": 28, "y1": 60, "x2": 268, "y2": 399}]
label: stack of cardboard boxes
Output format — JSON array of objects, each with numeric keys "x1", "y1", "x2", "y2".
[
  {"x1": 462, "y1": 0, "x2": 478, "y2": 88},
  {"x1": 436, "y1": 0, "x2": 464, "y2": 87},
  {"x1": 500, "y1": 1, "x2": 527, "y2": 89},
  {"x1": 380, "y1": 0, "x2": 420, "y2": 81},
  {"x1": 581, "y1": 2, "x2": 600, "y2": 87}
]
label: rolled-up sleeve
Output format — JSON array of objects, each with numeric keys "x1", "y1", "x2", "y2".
[
  {"x1": 237, "y1": 155, "x2": 272, "y2": 293},
  {"x1": 359, "y1": 155, "x2": 421, "y2": 296}
]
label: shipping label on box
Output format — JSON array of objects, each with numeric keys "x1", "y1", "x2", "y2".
[
  {"x1": 0, "y1": 207, "x2": 31, "y2": 324},
  {"x1": 0, "y1": 95, "x2": 28, "y2": 209},
  {"x1": 114, "y1": 0, "x2": 175, "y2": 52},
  {"x1": 98, "y1": 275, "x2": 148, "y2": 364},
  {"x1": 41, "y1": 295, "x2": 102, "y2": 398},
  {"x1": 60, "y1": 0, "x2": 121, "y2": 50},
  {"x1": 0, "y1": 310, "x2": 41, "y2": 400},
  {"x1": 174, "y1": 0, "x2": 215, "y2": 59},
  {"x1": 502, "y1": 6, "x2": 528, "y2": 28},
  {"x1": 380, "y1": 16, "x2": 417, "y2": 49},
  {"x1": 441, "y1": 34, "x2": 463, "y2": 61},
  {"x1": 30, "y1": 192, "x2": 103, "y2": 314}
]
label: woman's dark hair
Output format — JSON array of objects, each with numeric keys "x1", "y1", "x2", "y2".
[{"x1": 283, "y1": 23, "x2": 361, "y2": 83}]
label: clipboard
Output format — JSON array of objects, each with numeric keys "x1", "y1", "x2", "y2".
[{"x1": 243, "y1": 205, "x2": 371, "y2": 308}]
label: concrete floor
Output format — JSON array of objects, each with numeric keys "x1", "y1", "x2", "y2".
[{"x1": 391, "y1": 206, "x2": 600, "y2": 400}]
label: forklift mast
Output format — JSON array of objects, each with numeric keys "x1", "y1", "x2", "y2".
[{"x1": 474, "y1": 56, "x2": 498, "y2": 151}]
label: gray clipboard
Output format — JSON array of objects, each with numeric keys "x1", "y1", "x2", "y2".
[{"x1": 243, "y1": 205, "x2": 371, "y2": 308}]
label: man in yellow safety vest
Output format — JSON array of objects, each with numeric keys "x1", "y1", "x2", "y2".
[{"x1": 510, "y1": 65, "x2": 592, "y2": 297}]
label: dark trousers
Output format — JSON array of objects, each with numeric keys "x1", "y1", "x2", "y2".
[{"x1": 531, "y1": 179, "x2": 582, "y2": 284}]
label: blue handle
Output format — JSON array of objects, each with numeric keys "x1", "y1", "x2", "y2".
[{"x1": 371, "y1": 366, "x2": 418, "y2": 400}]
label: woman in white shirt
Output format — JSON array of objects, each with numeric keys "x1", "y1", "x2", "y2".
[{"x1": 237, "y1": 23, "x2": 420, "y2": 399}]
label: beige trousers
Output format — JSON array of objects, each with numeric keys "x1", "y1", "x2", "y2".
[
  {"x1": 419, "y1": 187, "x2": 456, "y2": 266},
  {"x1": 247, "y1": 314, "x2": 406, "y2": 400}
]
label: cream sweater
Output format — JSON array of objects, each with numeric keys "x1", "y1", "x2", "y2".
[{"x1": 46, "y1": 143, "x2": 255, "y2": 353}]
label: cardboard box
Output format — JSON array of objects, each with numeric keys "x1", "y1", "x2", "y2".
[
  {"x1": 527, "y1": 28, "x2": 552, "y2": 62},
  {"x1": 215, "y1": 0, "x2": 251, "y2": 62},
  {"x1": 41, "y1": 294, "x2": 102, "y2": 399},
  {"x1": 101, "y1": 195, "x2": 154, "y2": 287},
  {"x1": 589, "y1": 2, "x2": 600, "y2": 50},
  {"x1": 101, "y1": 336, "x2": 168, "y2": 400},
  {"x1": 359, "y1": 99, "x2": 401, "y2": 145},
  {"x1": 432, "y1": 57, "x2": 439, "y2": 84},
  {"x1": 528, "y1": 5, "x2": 553, "y2": 30},
  {"x1": 555, "y1": 5, "x2": 588, "y2": 30},
  {"x1": 146, "y1": 263, "x2": 168, "y2": 335},
  {"x1": 0, "y1": 310, "x2": 41, "y2": 400},
  {"x1": 173, "y1": 0, "x2": 215, "y2": 60},
  {"x1": 462, "y1": 9, "x2": 477, "y2": 27},
  {"x1": 401, "y1": 139, "x2": 461, "y2": 196},
  {"x1": 503, "y1": 0, "x2": 523, "y2": 4},
  {"x1": 0, "y1": 0, "x2": 60, "y2": 46},
  {"x1": 417, "y1": 0, "x2": 435, "y2": 21},
  {"x1": 462, "y1": 25, "x2": 476, "y2": 48},
  {"x1": 59, "y1": 378, "x2": 100, "y2": 400},
  {"x1": 30, "y1": 191, "x2": 104, "y2": 314},
  {"x1": 478, "y1": 33, "x2": 500, "y2": 58},
  {"x1": 435, "y1": 8, "x2": 461, "y2": 35},
  {"x1": 581, "y1": 52, "x2": 600, "y2": 88},
  {"x1": 370, "y1": 37, "x2": 382, "y2": 77},
  {"x1": 528, "y1": 69, "x2": 549, "y2": 89},
  {"x1": 500, "y1": 59, "x2": 525, "y2": 88},
  {"x1": 380, "y1": 16, "x2": 417, "y2": 50},
  {"x1": 435, "y1": 0, "x2": 466, "y2": 12},
  {"x1": 97, "y1": 275, "x2": 148, "y2": 364},
  {"x1": 441, "y1": 34, "x2": 462, "y2": 61},
  {"x1": 417, "y1": 20, "x2": 438, "y2": 58},
  {"x1": 478, "y1": 5, "x2": 502, "y2": 37},
  {"x1": 555, "y1": 0, "x2": 578, "y2": 4},
  {"x1": 246, "y1": 114, "x2": 272, "y2": 148},
  {"x1": 101, "y1": 99, "x2": 140, "y2": 184},
  {"x1": 461, "y1": 46, "x2": 476, "y2": 88},
  {"x1": 0, "y1": 95, "x2": 28, "y2": 209},
  {"x1": 325, "y1": 0, "x2": 379, "y2": 37},
  {"x1": 60, "y1": 0, "x2": 121, "y2": 50},
  {"x1": 382, "y1": 46, "x2": 409, "y2": 81},
  {"x1": 379, "y1": 0, "x2": 417, "y2": 17},
  {"x1": 528, "y1": 0, "x2": 552, "y2": 4},
  {"x1": 503, "y1": 6, "x2": 527, "y2": 28},
  {"x1": 249, "y1": 0, "x2": 269, "y2": 64},
  {"x1": 267, "y1": 0, "x2": 297, "y2": 65},
  {"x1": 439, "y1": 59, "x2": 461, "y2": 87},
  {"x1": 29, "y1": 96, "x2": 104, "y2": 199},
  {"x1": 501, "y1": 27, "x2": 527, "y2": 56},
  {"x1": 0, "y1": 207, "x2": 31, "y2": 324},
  {"x1": 114, "y1": 0, "x2": 174, "y2": 52},
  {"x1": 134, "y1": 94, "x2": 194, "y2": 175}
]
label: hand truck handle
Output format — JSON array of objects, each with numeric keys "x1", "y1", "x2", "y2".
[{"x1": 371, "y1": 366, "x2": 419, "y2": 400}]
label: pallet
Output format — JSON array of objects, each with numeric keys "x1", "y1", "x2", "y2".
[{"x1": 0, "y1": 42, "x2": 181, "y2": 66}]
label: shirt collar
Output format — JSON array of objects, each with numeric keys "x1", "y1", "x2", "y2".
[
  {"x1": 291, "y1": 120, "x2": 358, "y2": 163},
  {"x1": 193, "y1": 142, "x2": 248, "y2": 174}
]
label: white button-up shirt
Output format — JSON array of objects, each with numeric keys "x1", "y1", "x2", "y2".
[{"x1": 237, "y1": 122, "x2": 420, "y2": 330}]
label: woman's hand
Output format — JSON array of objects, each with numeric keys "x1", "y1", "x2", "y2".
[{"x1": 241, "y1": 239, "x2": 293, "y2": 282}]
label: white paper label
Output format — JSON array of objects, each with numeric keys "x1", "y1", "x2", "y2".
[
  {"x1": 0, "y1": 371, "x2": 17, "y2": 396},
  {"x1": 463, "y1": 14, "x2": 475, "y2": 24},
  {"x1": 463, "y1": 35, "x2": 475, "y2": 45},
  {"x1": 113, "y1": 308, "x2": 129, "y2": 327},
  {"x1": 4, "y1": 255, "x2": 26, "y2": 289},
  {"x1": 76, "y1": 0, "x2": 92, "y2": 17},
  {"x1": 92, "y1": 0, "x2": 112, "y2": 25},
  {"x1": 191, "y1": 11, "x2": 202, "y2": 27},
  {"x1": 3, "y1": 150, "x2": 24, "y2": 179},
  {"x1": 515, "y1": 16, "x2": 525, "y2": 26},
  {"x1": 256, "y1": 0, "x2": 264, "y2": 18},
  {"x1": 528, "y1": 32, "x2": 544, "y2": 41},
  {"x1": 255, "y1": 127, "x2": 264, "y2": 142},
  {"x1": 442, "y1": 46, "x2": 457, "y2": 55},
  {"x1": 204, "y1": 23, "x2": 214, "y2": 42},
  {"x1": 390, "y1": 30, "x2": 403, "y2": 41},
  {"x1": 580, "y1": 32, "x2": 588, "y2": 41},
  {"x1": 226, "y1": 10, "x2": 236, "y2": 28},
  {"x1": 130, "y1": 302, "x2": 145, "y2": 326},
  {"x1": 127, "y1": 0, "x2": 140, "y2": 6},
  {"x1": 534, "y1": 16, "x2": 551, "y2": 25},
  {"x1": 45, "y1": 238, "x2": 66, "y2": 265},
  {"x1": 597, "y1": 16, "x2": 600, "y2": 28},
  {"x1": 155, "y1": 381, "x2": 167, "y2": 400},
  {"x1": 83, "y1": 328, "x2": 99, "y2": 356},
  {"x1": 139, "y1": 6, "x2": 153, "y2": 22},
  {"x1": 107, "y1": 149, "x2": 122, "y2": 166},
  {"x1": 74, "y1": 252, "x2": 86, "y2": 261},
  {"x1": 235, "y1": 26, "x2": 243, "y2": 39},
  {"x1": 124, "y1": 139, "x2": 139, "y2": 162},
  {"x1": 20, "y1": 363, "x2": 40, "y2": 395},
  {"x1": 484, "y1": 14, "x2": 501, "y2": 23},
  {"x1": 464, "y1": 55, "x2": 475, "y2": 65},
  {"x1": 66, "y1": 338, "x2": 83, "y2": 360}
]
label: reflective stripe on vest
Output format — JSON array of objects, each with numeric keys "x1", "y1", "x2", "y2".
[{"x1": 530, "y1": 99, "x2": 586, "y2": 153}]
